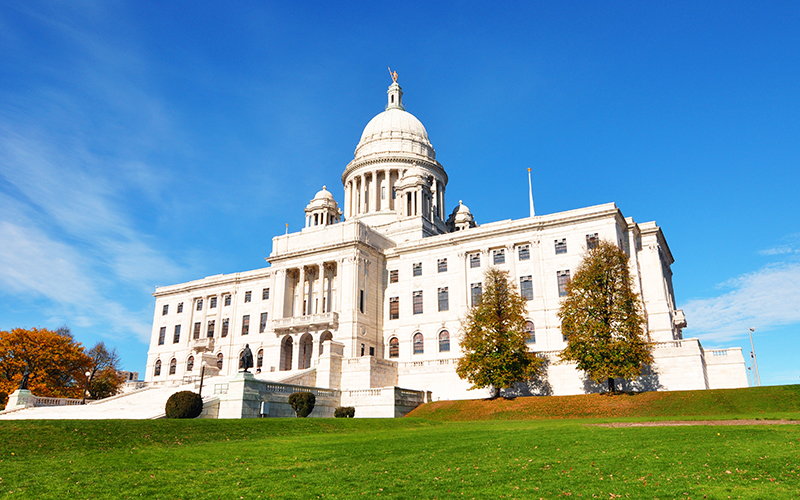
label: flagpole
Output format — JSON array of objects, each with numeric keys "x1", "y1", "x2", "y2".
[{"x1": 527, "y1": 167, "x2": 535, "y2": 217}]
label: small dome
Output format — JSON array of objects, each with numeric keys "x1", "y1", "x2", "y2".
[
  {"x1": 454, "y1": 201, "x2": 473, "y2": 222},
  {"x1": 313, "y1": 185, "x2": 335, "y2": 201},
  {"x1": 306, "y1": 186, "x2": 339, "y2": 211}
]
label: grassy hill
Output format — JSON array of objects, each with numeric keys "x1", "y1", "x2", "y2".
[{"x1": 408, "y1": 384, "x2": 800, "y2": 421}]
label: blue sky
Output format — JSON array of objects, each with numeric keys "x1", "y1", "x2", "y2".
[{"x1": 1, "y1": 1, "x2": 798, "y2": 385}]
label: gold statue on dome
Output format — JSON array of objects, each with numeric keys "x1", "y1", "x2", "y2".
[{"x1": 388, "y1": 67, "x2": 398, "y2": 83}]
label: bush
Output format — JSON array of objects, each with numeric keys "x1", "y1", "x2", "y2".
[
  {"x1": 288, "y1": 391, "x2": 316, "y2": 418},
  {"x1": 334, "y1": 406, "x2": 355, "y2": 418},
  {"x1": 165, "y1": 391, "x2": 203, "y2": 419}
]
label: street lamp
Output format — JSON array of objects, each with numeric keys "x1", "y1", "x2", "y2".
[
  {"x1": 198, "y1": 361, "x2": 207, "y2": 398},
  {"x1": 82, "y1": 370, "x2": 91, "y2": 404},
  {"x1": 748, "y1": 327, "x2": 761, "y2": 387}
]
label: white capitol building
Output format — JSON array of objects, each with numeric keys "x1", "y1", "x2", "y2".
[{"x1": 142, "y1": 77, "x2": 748, "y2": 417}]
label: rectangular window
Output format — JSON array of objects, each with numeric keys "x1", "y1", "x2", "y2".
[
  {"x1": 412, "y1": 262, "x2": 422, "y2": 277},
  {"x1": 158, "y1": 327, "x2": 166, "y2": 345},
  {"x1": 244, "y1": 291, "x2": 252, "y2": 303},
  {"x1": 210, "y1": 296, "x2": 217, "y2": 309},
  {"x1": 437, "y1": 258, "x2": 447, "y2": 273},
  {"x1": 242, "y1": 315, "x2": 250, "y2": 335},
  {"x1": 555, "y1": 238, "x2": 567, "y2": 255},
  {"x1": 493, "y1": 249, "x2": 505, "y2": 265},
  {"x1": 389, "y1": 270, "x2": 399, "y2": 283},
  {"x1": 193, "y1": 322, "x2": 201, "y2": 339},
  {"x1": 177, "y1": 302, "x2": 183, "y2": 313},
  {"x1": 262, "y1": 288, "x2": 270, "y2": 300},
  {"x1": 469, "y1": 253, "x2": 481, "y2": 268},
  {"x1": 224, "y1": 295, "x2": 231, "y2": 306},
  {"x1": 520, "y1": 275, "x2": 533, "y2": 300},
  {"x1": 196, "y1": 299, "x2": 203, "y2": 311},
  {"x1": 586, "y1": 233, "x2": 599, "y2": 250},
  {"x1": 162, "y1": 304, "x2": 169, "y2": 316},
  {"x1": 413, "y1": 290, "x2": 423, "y2": 315},
  {"x1": 471, "y1": 283, "x2": 482, "y2": 307},
  {"x1": 518, "y1": 244, "x2": 530, "y2": 261},
  {"x1": 438, "y1": 287, "x2": 449, "y2": 312},
  {"x1": 557, "y1": 270, "x2": 571, "y2": 297},
  {"x1": 359, "y1": 290, "x2": 365, "y2": 313},
  {"x1": 221, "y1": 318, "x2": 229, "y2": 337},
  {"x1": 260, "y1": 312, "x2": 268, "y2": 333},
  {"x1": 389, "y1": 297, "x2": 399, "y2": 320},
  {"x1": 173, "y1": 325, "x2": 181, "y2": 343},
  {"x1": 207, "y1": 320, "x2": 215, "y2": 338},
  {"x1": 381, "y1": 186, "x2": 386, "y2": 200}
]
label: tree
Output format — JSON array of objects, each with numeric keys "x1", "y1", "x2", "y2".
[
  {"x1": 0, "y1": 327, "x2": 92, "y2": 406},
  {"x1": 456, "y1": 267, "x2": 544, "y2": 398},
  {"x1": 558, "y1": 240, "x2": 654, "y2": 392},
  {"x1": 86, "y1": 342, "x2": 125, "y2": 399}
]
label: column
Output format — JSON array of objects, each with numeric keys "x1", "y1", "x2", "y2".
[
  {"x1": 297, "y1": 267, "x2": 305, "y2": 316},
  {"x1": 292, "y1": 334, "x2": 301, "y2": 370},
  {"x1": 344, "y1": 181, "x2": 350, "y2": 219},
  {"x1": 317, "y1": 262, "x2": 325, "y2": 313},
  {"x1": 370, "y1": 170, "x2": 378, "y2": 214}
]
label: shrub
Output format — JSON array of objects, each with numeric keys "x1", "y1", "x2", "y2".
[
  {"x1": 334, "y1": 406, "x2": 355, "y2": 418},
  {"x1": 165, "y1": 391, "x2": 203, "y2": 419},
  {"x1": 288, "y1": 391, "x2": 316, "y2": 418}
]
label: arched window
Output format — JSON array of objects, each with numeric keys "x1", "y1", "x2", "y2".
[
  {"x1": 413, "y1": 333, "x2": 424, "y2": 354},
  {"x1": 257, "y1": 349, "x2": 264, "y2": 369},
  {"x1": 216, "y1": 353, "x2": 223, "y2": 370},
  {"x1": 280, "y1": 336, "x2": 294, "y2": 371},
  {"x1": 154, "y1": 359, "x2": 162, "y2": 377},
  {"x1": 524, "y1": 321, "x2": 535, "y2": 344},
  {"x1": 186, "y1": 355, "x2": 194, "y2": 372},
  {"x1": 319, "y1": 331, "x2": 333, "y2": 355},
  {"x1": 438, "y1": 330, "x2": 450, "y2": 352},
  {"x1": 299, "y1": 333, "x2": 313, "y2": 369},
  {"x1": 169, "y1": 358, "x2": 177, "y2": 375},
  {"x1": 389, "y1": 337, "x2": 399, "y2": 358}
]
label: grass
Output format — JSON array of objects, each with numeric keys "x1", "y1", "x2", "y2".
[{"x1": 1, "y1": 385, "x2": 798, "y2": 499}]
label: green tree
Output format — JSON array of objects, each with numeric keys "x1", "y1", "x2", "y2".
[
  {"x1": 86, "y1": 342, "x2": 125, "y2": 399},
  {"x1": 456, "y1": 268, "x2": 544, "y2": 398},
  {"x1": 558, "y1": 240, "x2": 653, "y2": 392}
]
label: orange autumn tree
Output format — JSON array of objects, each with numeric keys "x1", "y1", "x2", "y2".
[{"x1": 0, "y1": 327, "x2": 92, "y2": 406}]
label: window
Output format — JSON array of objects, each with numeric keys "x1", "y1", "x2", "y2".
[
  {"x1": 207, "y1": 297, "x2": 215, "y2": 309},
  {"x1": 413, "y1": 333, "x2": 424, "y2": 354},
  {"x1": 262, "y1": 288, "x2": 270, "y2": 300},
  {"x1": 518, "y1": 244, "x2": 530, "y2": 261},
  {"x1": 173, "y1": 325, "x2": 181, "y2": 343},
  {"x1": 389, "y1": 297, "x2": 399, "y2": 320},
  {"x1": 563, "y1": 332, "x2": 568, "y2": 343},
  {"x1": 586, "y1": 233, "x2": 599, "y2": 250},
  {"x1": 244, "y1": 291, "x2": 252, "y2": 303},
  {"x1": 207, "y1": 320, "x2": 215, "y2": 338},
  {"x1": 154, "y1": 359, "x2": 161, "y2": 377},
  {"x1": 381, "y1": 186, "x2": 386, "y2": 199},
  {"x1": 437, "y1": 258, "x2": 447, "y2": 273},
  {"x1": 257, "y1": 349, "x2": 264, "y2": 369},
  {"x1": 187, "y1": 355, "x2": 194, "y2": 371},
  {"x1": 162, "y1": 304, "x2": 169, "y2": 316},
  {"x1": 359, "y1": 290, "x2": 365, "y2": 313},
  {"x1": 524, "y1": 321, "x2": 535, "y2": 344},
  {"x1": 469, "y1": 253, "x2": 481, "y2": 268},
  {"x1": 412, "y1": 262, "x2": 422, "y2": 277},
  {"x1": 169, "y1": 358, "x2": 177, "y2": 375},
  {"x1": 242, "y1": 315, "x2": 250, "y2": 335},
  {"x1": 413, "y1": 291, "x2": 423, "y2": 315},
  {"x1": 221, "y1": 318, "x2": 229, "y2": 337},
  {"x1": 557, "y1": 270, "x2": 570, "y2": 297},
  {"x1": 193, "y1": 322, "x2": 201, "y2": 339},
  {"x1": 196, "y1": 299, "x2": 203, "y2": 311},
  {"x1": 520, "y1": 275, "x2": 533, "y2": 300},
  {"x1": 438, "y1": 287, "x2": 449, "y2": 312},
  {"x1": 439, "y1": 330, "x2": 450, "y2": 352},
  {"x1": 493, "y1": 248, "x2": 505, "y2": 265},
  {"x1": 389, "y1": 270, "x2": 399, "y2": 283},
  {"x1": 389, "y1": 337, "x2": 399, "y2": 358},
  {"x1": 216, "y1": 353, "x2": 223, "y2": 369},
  {"x1": 177, "y1": 302, "x2": 184, "y2": 314},
  {"x1": 260, "y1": 312, "x2": 268, "y2": 333},
  {"x1": 158, "y1": 327, "x2": 166, "y2": 345},
  {"x1": 471, "y1": 283, "x2": 482, "y2": 307},
  {"x1": 555, "y1": 238, "x2": 567, "y2": 255},
  {"x1": 224, "y1": 295, "x2": 231, "y2": 306}
]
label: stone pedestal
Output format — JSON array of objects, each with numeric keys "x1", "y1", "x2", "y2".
[{"x1": 6, "y1": 389, "x2": 34, "y2": 409}]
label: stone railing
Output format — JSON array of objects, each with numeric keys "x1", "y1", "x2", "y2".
[
  {"x1": 192, "y1": 337, "x2": 215, "y2": 352},
  {"x1": 272, "y1": 312, "x2": 338, "y2": 332},
  {"x1": 34, "y1": 397, "x2": 85, "y2": 406},
  {"x1": 398, "y1": 358, "x2": 459, "y2": 368},
  {"x1": 707, "y1": 349, "x2": 730, "y2": 357}
]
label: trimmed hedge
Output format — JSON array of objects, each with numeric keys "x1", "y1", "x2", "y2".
[
  {"x1": 165, "y1": 391, "x2": 203, "y2": 419},
  {"x1": 334, "y1": 406, "x2": 355, "y2": 418},
  {"x1": 288, "y1": 391, "x2": 316, "y2": 418}
]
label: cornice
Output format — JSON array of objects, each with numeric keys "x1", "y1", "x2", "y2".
[{"x1": 341, "y1": 155, "x2": 448, "y2": 185}]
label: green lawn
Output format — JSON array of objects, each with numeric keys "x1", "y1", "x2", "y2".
[{"x1": 2, "y1": 416, "x2": 799, "y2": 499}]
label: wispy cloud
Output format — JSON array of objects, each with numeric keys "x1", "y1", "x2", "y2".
[{"x1": 680, "y1": 261, "x2": 800, "y2": 345}]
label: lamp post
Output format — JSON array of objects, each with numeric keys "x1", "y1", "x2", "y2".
[
  {"x1": 198, "y1": 361, "x2": 207, "y2": 398},
  {"x1": 82, "y1": 370, "x2": 92, "y2": 404},
  {"x1": 748, "y1": 327, "x2": 761, "y2": 387}
]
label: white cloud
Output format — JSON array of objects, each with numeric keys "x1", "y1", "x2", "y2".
[{"x1": 680, "y1": 262, "x2": 800, "y2": 345}]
